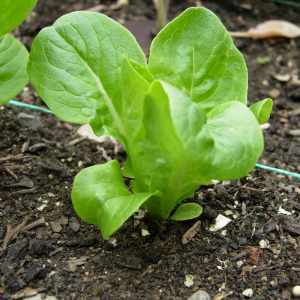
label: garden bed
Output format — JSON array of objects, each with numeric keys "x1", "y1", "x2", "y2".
[{"x1": 1, "y1": 0, "x2": 300, "y2": 299}]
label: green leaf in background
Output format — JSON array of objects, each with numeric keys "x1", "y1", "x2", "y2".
[
  {"x1": 0, "y1": 0, "x2": 38, "y2": 36},
  {"x1": 149, "y1": 7, "x2": 248, "y2": 112},
  {"x1": 71, "y1": 160, "x2": 154, "y2": 239},
  {"x1": 28, "y1": 11, "x2": 146, "y2": 125},
  {"x1": 250, "y1": 98, "x2": 273, "y2": 124},
  {"x1": 170, "y1": 203, "x2": 203, "y2": 221},
  {"x1": 0, "y1": 34, "x2": 29, "y2": 104}
]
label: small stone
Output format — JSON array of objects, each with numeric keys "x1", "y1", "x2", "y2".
[
  {"x1": 289, "y1": 129, "x2": 300, "y2": 137},
  {"x1": 270, "y1": 279, "x2": 278, "y2": 288},
  {"x1": 69, "y1": 217, "x2": 80, "y2": 232},
  {"x1": 45, "y1": 296, "x2": 58, "y2": 300},
  {"x1": 209, "y1": 214, "x2": 232, "y2": 232},
  {"x1": 269, "y1": 88, "x2": 280, "y2": 98},
  {"x1": 184, "y1": 274, "x2": 194, "y2": 288},
  {"x1": 29, "y1": 239, "x2": 54, "y2": 256},
  {"x1": 261, "y1": 123, "x2": 270, "y2": 130},
  {"x1": 58, "y1": 216, "x2": 69, "y2": 225},
  {"x1": 37, "y1": 204, "x2": 47, "y2": 211},
  {"x1": 22, "y1": 294, "x2": 42, "y2": 300},
  {"x1": 242, "y1": 288, "x2": 254, "y2": 298},
  {"x1": 188, "y1": 290, "x2": 211, "y2": 300},
  {"x1": 17, "y1": 113, "x2": 42, "y2": 130},
  {"x1": 236, "y1": 260, "x2": 244, "y2": 268},
  {"x1": 224, "y1": 210, "x2": 233, "y2": 216},
  {"x1": 141, "y1": 228, "x2": 150, "y2": 237},
  {"x1": 292, "y1": 286, "x2": 300, "y2": 297},
  {"x1": 273, "y1": 73, "x2": 290, "y2": 82},
  {"x1": 278, "y1": 206, "x2": 292, "y2": 216},
  {"x1": 259, "y1": 239, "x2": 270, "y2": 249},
  {"x1": 50, "y1": 221, "x2": 63, "y2": 233}
]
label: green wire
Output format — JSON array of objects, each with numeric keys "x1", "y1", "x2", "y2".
[
  {"x1": 6, "y1": 99, "x2": 300, "y2": 181},
  {"x1": 256, "y1": 163, "x2": 300, "y2": 180},
  {"x1": 8, "y1": 99, "x2": 53, "y2": 114}
]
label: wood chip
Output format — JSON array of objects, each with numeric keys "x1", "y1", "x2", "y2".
[
  {"x1": 182, "y1": 221, "x2": 201, "y2": 244},
  {"x1": 273, "y1": 73, "x2": 291, "y2": 82},
  {"x1": 12, "y1": 287, "x2": 41, "y2": 299},
  {"x1": 282, "y1": 218, "x2": 300, "y2": 235}
]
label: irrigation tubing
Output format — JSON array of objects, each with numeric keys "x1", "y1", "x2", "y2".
[{"x1": 7, "y1": 99, "x2": 300, "y2": 181}]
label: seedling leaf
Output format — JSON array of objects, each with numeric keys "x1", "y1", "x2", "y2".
[{"x1": 170, "y1": 203, "x2": 203, "y2": 221}]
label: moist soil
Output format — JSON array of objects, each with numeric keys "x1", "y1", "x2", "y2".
[{"x1": 1, "y1": 1, "x2": 300, "y2": 299}]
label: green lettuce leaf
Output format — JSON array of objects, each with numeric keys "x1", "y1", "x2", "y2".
[
  {"x1": 28, "y1": 11, "x2": 146, "y2": 125},
  {"x1": 0, "y1": 0, "x2": 38, "y2": 37},
  {"x1": 0, "y1": 35, "x2": 29, "y2": 104},
  {"x1": 72, "y1": 160, "x2": 154, "y2": 239},
  {"x1": 170, "y1": 203, "x2": 203, "y2": 221},
  {"x1": 250, "y1": 98, "x2": 273, "y2": 124},
  {"x1": 130, "y1": 81, "x2": 263, "y2": 218},
  {"x1": 148, "y1": 7, "x2": 248, "y2": 112}
]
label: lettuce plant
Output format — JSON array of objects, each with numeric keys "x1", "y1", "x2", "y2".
[
  {"x1": 28, "y1": 7, "x2": 272, "y2": 239},
  {"x1": 0, "y1": 0, "x2": 38, "y2": 104}
]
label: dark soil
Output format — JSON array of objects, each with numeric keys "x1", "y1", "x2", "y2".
[{"x1": 1, "y1": 1, "x2": 300, "y2": 299}]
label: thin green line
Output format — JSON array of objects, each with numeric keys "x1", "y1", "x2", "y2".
[
  {"x1": 8, "y1": 99, "x2": 53, "y2": 114},
  {"x1": 255, "y1": 163, "x2": 300, "y2": 180},
  {"x1": 6, "y1": 99, "x2": 300, "y2": 181}
]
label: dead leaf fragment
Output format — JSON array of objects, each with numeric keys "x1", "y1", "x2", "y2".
[
  {"x1": 182, "y1": 221, "x2": 201, "y2": 244},
  {"x1": 77, "y1": 124, "x2": 110, "y2": 143},
  {"x1": 231, "y1": 20, "x2": 300, "y2": 39}
]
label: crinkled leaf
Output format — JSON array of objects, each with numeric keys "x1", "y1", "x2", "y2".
[
  {"x1": 170, "y1": 203, "x2": 203, "y2": 221},
  {"x1": 149, "y1": 7, "x2": 248, "y2": 112},
  {"x1": 28, "y1": 11, "x2": 146, "y2": 124},
  {"x1": 71, "y1": 160, "x2": 154, "y2": 239},
  {"x1": 130, "y1": 81, "x2": 208, "y2": 219},
  {"x1": 195, "y1": 101, "x2": 263, "y2": 180},
  {"x1": 0, "y1": 35, "x2": 29, "y2": 104},
  {"x1": 0, "y1": 0, "x2": 38, "y2": 36},
  {"x1": 250, "y1": 98, "x2": 273, "y2": 124},
  {"x1": 131, "y1": 81, "x2": 263, "y2": 218},
  {"x1": 162, "y1": 81, "x2": 264, "y2": 180}
]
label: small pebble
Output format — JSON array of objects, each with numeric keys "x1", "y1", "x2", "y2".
[
  {"x1": 236, "y1": 260, "x2": 244, "y2": 268},
  {"x1": 184, "y1": 274, "x2": 194, "y2": 288},
  {"x1": 69, "y1": 217, "x2": 80, "y2": 232},
  {"x1": 209, "y1": 214, "x2": 232, "y2": 232},
  {"x1": 50, "y1": 221, "x2": 63, "y2": 233},
  {"x1": 259, "y1": 239, "x2": 270, "y2": 249},
  {"x1": 141, "y1": 228, "x2": 150, "y2": 237},
  {"x1": 292, "y1": 286, "x2": 300, "y2": 297},
  {"x1": 242, "y1": 288, "x2": 254, "y2": 298},
  {"x1": 187, "y1": 289, "x2": 211, "y2": 300}
]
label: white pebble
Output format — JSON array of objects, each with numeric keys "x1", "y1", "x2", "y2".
[
  {"x1": 259, "y1": 239, "x2": 270, "y2": 249},
  {"x1": 242, "y1": 288, "x2": 254, "y2": 298},
  {"x1": 188, "y1": 290, "x2": 211, "y2": 300},
  {"x1": 278, "y1": 206, "x2": 292, "y2": 216},
  {"x1": 141, "y1": 229, "x2": 150, "y2": 237},
  {"x1": 292, "y1": 286, "x2": 300, "y2": 297},
  {"x1": 209, "y1": 214, "x2": 232, "y2": 232},
  {"x1": 184, "y1": 274, "x2": 194, "y2": 288}
]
